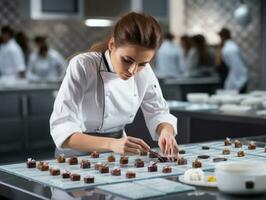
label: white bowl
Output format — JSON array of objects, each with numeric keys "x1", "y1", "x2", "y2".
[
  {"x1": 240, "y1": 97, "x2": 263, "y2": 110},
  {"x1": 215, "y1": 161, "x2": 266, "y2": 195},
  {"x1": 216, "y1": 89, "x2": 239, "y2": 95},
  {"x1": 187, "y1": 93, "x2": 209, "y2": 104}
]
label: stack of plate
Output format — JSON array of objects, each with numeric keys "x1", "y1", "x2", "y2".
[
  {"x1": 219, "y1": 104, "x2": 252, "y2": 115},
  {"x1": 240, "y1": 97, "x2": 264, "y2": 110},
  {"x1": 186, "y1": 93, "x2": 209, "y2": 104}
]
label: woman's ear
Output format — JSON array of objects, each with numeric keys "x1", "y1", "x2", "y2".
[{"x1": 108, "y1": 37, "x2": 115, "y2": 51}]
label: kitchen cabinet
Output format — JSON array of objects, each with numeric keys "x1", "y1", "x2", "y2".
[{"x1": 0, "y1": 84, "x2": 59, "y2": 153}]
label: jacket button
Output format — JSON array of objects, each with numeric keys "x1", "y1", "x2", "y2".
[{"x1": 106, "y1": 91, "x2": 111, "y2": 97}]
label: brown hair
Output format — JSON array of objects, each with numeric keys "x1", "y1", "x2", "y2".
[
  {"x1": 191, "y1": 34, "x2": 208, "y2": 65},
  {"x1": 180, "y1": 35, "x2": 191, "y2": 58},
  {"x1": 90, "y1": 12, "x2": 162, "y2": 52}
]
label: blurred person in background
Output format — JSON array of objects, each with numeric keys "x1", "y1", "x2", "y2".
[
  {"x1": 218, "y1": 27, "x2": 248, "y2": 93},
  {"x1": 15, "y1": 31, "x2": 31, "y2": 66},
  {"x1": 27, "y1": 36, "x2": 66, "y2": 82},
  {"x1": 191, "y1": 34, "x2": 215, "y2": 75},
  {"x1": 0, "y1": 26, "x2": 26, "y2": 79},
  {"x1": 154, "y1": 32, "x2": 180, "y2": 78},
  {"x1": 179, "y1": 35, "x2": 195, "y2": 76}
]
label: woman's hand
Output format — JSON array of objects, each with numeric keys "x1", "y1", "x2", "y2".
[
  {"x1": 110, "y1": 136, "x2": 150, "y2": 155},
  {"x1": 157, "y1": 123, "x2": 179, "y2": 157}
]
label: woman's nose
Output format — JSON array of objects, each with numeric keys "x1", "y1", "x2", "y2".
[{"x1": 128, "y1": 64, "x2": 138, "y2": 75}]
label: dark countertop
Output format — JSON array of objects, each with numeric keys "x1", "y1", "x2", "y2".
[
  {"x1": 161, "y1": 76, "x2": 220, "y2": 85},
  {"x1": 1, "y1": 136, "x2": 266, "y2": 200},
  {"x1": 169, "y1": 102, "x2": 266, "y2": 124},
  {"x1": 0, "y1": 82, "x2": 60, "y2": 92}
]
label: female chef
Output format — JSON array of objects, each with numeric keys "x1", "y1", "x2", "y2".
[{"x1": 50, "y1": 12, "x2": 178, "y2": 157}]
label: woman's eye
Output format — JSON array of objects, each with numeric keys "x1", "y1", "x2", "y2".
[{"x1": 122, "y1": 58, "x2": 133, "y2": 64}]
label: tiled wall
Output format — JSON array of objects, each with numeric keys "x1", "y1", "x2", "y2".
[
  {"x1": 0, "y1": 0, "x2": 110, "y2": 58},
  {"x1": 184, "y1": 0, "x2": 261, "y2": 90},
  {"x1": 0, "y1": 0, "x2": 262, "y2": 89}
]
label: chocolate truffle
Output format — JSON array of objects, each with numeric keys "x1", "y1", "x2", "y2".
[
  {"x1": 37, "y1": 161, "x2": 49, "y2": 171},
  {"x1": 192, "y1": 159, "x2": 202, "y2": 168},
  {"x1": 99, "y1": 165, "x2": 109, "y2": 173},
  {"x1": 224, "y1": 137, "x2": 231, "y2": 146},
  {"x1": 107, "y1": 154, "x2": 116, "y2": 162},
  {"x1": 68, "y1": 157, "x2": 78, "y2": 165},
  {"x1": 177, "y1": 157, "x2": 187, "y2": 165},
  {"x1": 57, "y1": 154, "x2": 65, "y2": 163},
  {"x1": 237, "y1": 150, "x2": 245, "y2": 157},
  {"x1": 91, "y1": 151, "x2": 99, "y2": 158},
  {"x1": 149, "y1": 151, "x2": 160, "y2": 158},
  {"x1": 120, "y1": 156, "x2": 129, "y2": 165},
  {"x1": 111, "y1": 167, "x2": 121, "y2": 176},
  {"x1": 80, "y1": 160, "x2": 90, "y2": 169},
  {"x1": 50, "y1": 167, "x2": 60, "y2": 176},
  {"x1": 62, "y1": 170, "x2": 71, "y2": 179},
  {"x1": 222, "y1": 148, "x2": 231, "y2": 155},
  {"x1": 70, "y1": 173, "x2": 80, "y2": 181},
  {"x1": 147, "y1": 162, "x2": 158, "y2": 172},
  {"x1": 162, "y1": 166, "x2": 172, "y2": 173},
  {"x1": 134, "y1": 158, "x2": 144, "y2": 168},
  {"x1": 179, "y1": 150, "x2": 186, "y2": 154},
  {"x1": 234, "y1": 140, "x2": 242, "y2": 148},
  {"x1": 126, "y1": 171, "x2": 136, "y2": 178},
  {"x1": 84, "y1": 175, "x2": 94, "y2": 184},
  {"x1": 94, "y1": 162, "x2": 103, "y2": 170},
  {"x1": 26, "y1": 158, "x2": 36, "y2": 168},
  {"x1": 248, "y1": 141, "x2": 256, "y2": 150}
]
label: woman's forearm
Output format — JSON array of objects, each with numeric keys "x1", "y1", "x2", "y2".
[
  {"x1": 62, "y1": 132, "x2": 115, "y2": 153},
  {"x1": 156, "y1": 122, "x2": 174, "y2": 136}
]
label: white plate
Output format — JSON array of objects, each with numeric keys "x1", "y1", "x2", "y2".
[{"x1": 179, "y1": 175, "x2": 217, "y2": 188}]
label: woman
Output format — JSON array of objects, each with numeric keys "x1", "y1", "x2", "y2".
[
  {"x1": 27, "y1": 36, "x2": 66, "y2": 82},
  {"x1": 50, "y1": 12, "x2": 178, "y2": 157}
]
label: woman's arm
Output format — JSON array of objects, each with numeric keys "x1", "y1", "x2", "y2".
[{"x1": 63, "y1": 132, "x2": 150, "y2": 154}]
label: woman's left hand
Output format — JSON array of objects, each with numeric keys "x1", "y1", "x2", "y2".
[{"x1": 157, "y1": 123, "x2": 179, "y2": 157}]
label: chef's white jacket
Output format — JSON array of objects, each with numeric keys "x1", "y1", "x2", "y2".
[
  {"x1": 154, "y1": 40, "x2": 181, "y2": 78},
  {"x1": 0, "y1": 39, "x2": 26, "y2": 77},
  {"x1": 27, "y1": 49, "x2": 66, "y2": 81},
  {"x1": 50, "y1": 50, "x2": 177, "y2": 150},
  {"x1": 221, "y1": 40, "x2": 248, "y2": 90}
]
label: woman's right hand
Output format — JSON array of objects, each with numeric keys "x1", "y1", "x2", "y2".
[{"x1": 110, "y1": 136, "x2": 150, "y2": 155}]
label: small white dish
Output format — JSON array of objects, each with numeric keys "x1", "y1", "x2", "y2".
[{"x1": 179, "y1": 174, "x2": 217, "y2": 188}]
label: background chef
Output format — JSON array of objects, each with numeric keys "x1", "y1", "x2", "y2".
[
  {"x1": 0, "y1": 26, "x2": 26, "y2": 79},
  {"x1": 27, "y1": 36, "x2": 66, "y2": 82},
  {"x1": 50, "y1": 12, "x2": 178, "y2": 157}
]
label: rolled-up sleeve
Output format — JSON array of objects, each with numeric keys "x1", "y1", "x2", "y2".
[
  {"x1": 141, "y1": 68, "x2": 177, "y2": 141},
  {"x1": 50, "y1": 55, "x2": 86, "y2": 150}
]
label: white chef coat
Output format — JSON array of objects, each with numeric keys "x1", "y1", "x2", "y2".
[
  {"x1": 154, "y1": 40, "x2": 181, "y2": 78},
  {"x1": 221, "y1": 40, "x2": 248, "y2": 90},
  {"x1": 50, "y1": 50, "x2": 177, "y2": 150},
  {"x1": 0, "y1": 39, "x2": 26, "y2": 78},
  {"x1": 27, "y1": 49, "x2": 66, "y2": 81}
]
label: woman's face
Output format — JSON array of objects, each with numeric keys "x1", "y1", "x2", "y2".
[{"x1": 108, "y1": 38, "x2": 155, "y2": 80}]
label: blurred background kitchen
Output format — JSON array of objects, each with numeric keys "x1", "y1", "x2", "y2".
[{"x1": 1, "y1": 0, "x2": 266, "y2": 163}]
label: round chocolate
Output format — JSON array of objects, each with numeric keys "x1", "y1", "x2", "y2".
[
  {"x1": 202, "y1": 146, "x2": 210, "y2": 150},
  {"x1": 213, "y1": 157, "x2": 228, "y2": 163},
  {"x1": 197, "y1": 155, "x2": 210, "y2": 159}
]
